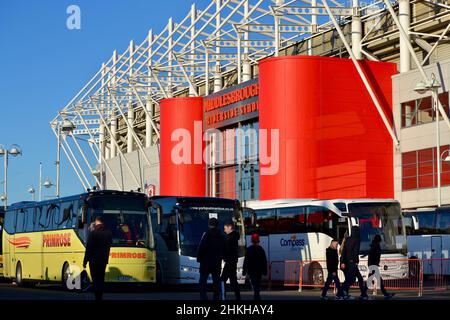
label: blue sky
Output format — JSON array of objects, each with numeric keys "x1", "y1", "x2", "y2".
[{"x1": 0, "y1": 0, "x2": 211, "y2": 204}]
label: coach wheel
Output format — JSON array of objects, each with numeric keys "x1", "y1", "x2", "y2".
[
  {"x1": 61, "y1": 262, "x2": 70, "y2": 291},
  {"x1": 308, "y1": 262, "x2": 324, "y2": 286},
  {"x1": 15, "y1": 262, "x2": 24, "y2": 287},
  {"x1": 156, "y1": 261, "x2": 163, "y2": 285},
  {"x1": 409, "y1": 257, "x2": 420, "y2": 279}
]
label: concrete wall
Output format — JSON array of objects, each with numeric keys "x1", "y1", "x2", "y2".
[
  {"x1": 104, "y1": 144, "x2": 160, "y2": 194},
  {"x1": 393, "y1": 59, "x2": 450, "y2": 209}
]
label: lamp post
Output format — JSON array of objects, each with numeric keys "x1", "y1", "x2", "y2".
[
  {"x1": 28, "y1": 186, "x2": 36, "y2": 201},
  {"x1": 0, "y1": 144, "x2": 22, "y2": 209},
  {"x1": 56, "y1": 117, "x2": 76, "y2": 198},
  {"x1": 414, "y1": 73, "x2": 442, "y2": 206},
  {"x1": 439, "y1": 149, "x2": 450, "y2": 206}
]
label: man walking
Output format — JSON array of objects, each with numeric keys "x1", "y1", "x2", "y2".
[
  {"x1": 340, "y1": 226, "x2": 368, "y2": 300},
  {"x1": 321, "y1": 239, "x2": 344, "y2": 300},
  {"x1": 368, "y1": 234, "x2": 395, "y2": 299},
  {"x1": 243, "y1": 234, "x2": 267, "y2": 300},
  {"x1": 83, "y1": 216, "x2": 113, "y2": 301},
  {"x1": 221, "y1": 221, "x2": 241, "y2": 300},
  {"x1": 197, "y1": 217, "x2": 225, "y2": 300}
]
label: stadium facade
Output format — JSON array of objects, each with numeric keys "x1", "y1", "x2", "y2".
[{"x1": 52, "y1": 0, "x2": 450, "y2": 209}]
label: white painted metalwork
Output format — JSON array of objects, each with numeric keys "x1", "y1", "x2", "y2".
[{"x1": 51, "y1": 0, "x2": 450, "y2": 190}]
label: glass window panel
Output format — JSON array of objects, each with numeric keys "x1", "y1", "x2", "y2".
[{"x1": 402, "y1": 177, "x2": 417, "y2": 190}]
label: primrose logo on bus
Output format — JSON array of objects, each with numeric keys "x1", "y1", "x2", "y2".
[
  {"x1": 280, "y1": 235, "x2": 305, "y2": 247},
  {"x1": 42, "y1": 233, "x2": 72, "y2": 247}
]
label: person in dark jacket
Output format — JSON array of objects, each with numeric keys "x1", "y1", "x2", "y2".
[
  {"x1": 340, "y1": 226, "x2": 368, "y2": 300},
  {"x1": 220, "y1": 221, "x2": 241, "y2": 300},
  {"x1": 368, "y1": 234, "x2": 395, "y2": 299},
  {"x1": 242, "y1": 234, "x2": 267, "y2": 300},
  {"x1": 321, "y1": 239, "x2": 344, "y2": 300},
  {"x1": 83, "y1": 216, "x2": 113, "y2": 301},
  {"x1": 197, "y1": 217, "x2": 225, "y2": 300}
]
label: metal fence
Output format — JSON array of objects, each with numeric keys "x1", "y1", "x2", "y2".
[{"x1": 279, "y1": 258, "x2": 450, "y2": 297}]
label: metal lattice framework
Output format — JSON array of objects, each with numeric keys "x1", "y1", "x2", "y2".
[{"x1": 50, "y1": 0, "x2": 450, "y2": 191}]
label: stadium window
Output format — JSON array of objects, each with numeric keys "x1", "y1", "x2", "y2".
[
  {"x1": 402, "y1": 145, "x2": 450, "y2": 191},
  {"x1": 401, "y1": 92, "x2": 449, "y2": 128}
]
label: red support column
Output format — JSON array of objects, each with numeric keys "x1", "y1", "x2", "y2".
[
  {"x1": 160, "y1": 97, "x2": 205, "y2": 196},
  {"x1": 258, "y1": 56, "x2": 396, "y2": 200}
]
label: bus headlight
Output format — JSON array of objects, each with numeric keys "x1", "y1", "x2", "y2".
[{"x1": 181, "y1": 266, "x2": 199, "y2": 273}]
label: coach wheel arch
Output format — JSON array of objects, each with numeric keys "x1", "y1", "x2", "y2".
[
  {"x1": 15, "y1": 261, "x2": 24, "y2": 287},
  {"x1": 308, "y1": 261, "x2": 324, "y2": 286},
  {"x1": 61, "y1": 262, "x2": 70, "y2": 290},
  {"x1": 156, "y1": 260, "x2": 164, "y2": 285}
]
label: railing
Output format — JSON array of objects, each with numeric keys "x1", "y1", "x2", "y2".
[{"x1": 279, "y1": 258, "x2": 450, "y2": 297}]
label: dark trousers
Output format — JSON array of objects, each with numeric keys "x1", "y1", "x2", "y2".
[
  {"x1": 199, "y1": 266, "x2": 221, "y2": 300},
  {"x1": 89, "y1": 262, "x2": 107, "y2": 301},
  {"x1": 249, "y1": 275, "x2": 262, "y2": 300},
  {"x1": 342, "y1": 263, "x2": 368, "y2": 297},
  {"x1": 220, "y1": 262, "x2": 241, "y2": 300},
  {"x1": 321, "y1": 272, "x2": 343, "y2": 297}
]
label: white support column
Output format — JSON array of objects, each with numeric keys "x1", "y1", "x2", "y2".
[
  {"x1": 127, "y1": 102, "x2": 135, "y2": 153},
  {"x1": 214, "y1": 0, "x2": 222, "y2": 93},
  {"x1": 168, "y1": 18, "x2": 174, "y2": 98},
  {"x1": 146, "y1": 29, "x2": 154, "y2": 148},
  {"x1": 242, "y1": 0, "x2": 252, "y2": 82},
  {"x1": 128, "y1": 40, "x2": 135, "y2": 154},
  {"x1": 273, "y1": 0, "x2": 284, "y2": 57},
  {"x1": 189, "y1": 4, "x2": 198, "y2": 97},
  {"x1": 99, "y1": 123, "x2": 106, "y2": 160},
  {"x1": 110, "y1": 115, "x2": 117, "y2": 157},
  {"x1": 399, "y1": 0, "x2": 411, "y2": 73},
  {"x1": 352, "y1": 0, "x2": 362, "y2": 59}
]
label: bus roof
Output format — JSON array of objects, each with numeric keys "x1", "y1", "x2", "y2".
[
  {"x1": 7, "y1": 190, "x2": 147, "y2": 210},
  {"x1": 150, "y1": 195, "x2": 240, "y2": 205},
  {"x1": 244, "y1": 198, "x2": 399, "y2": 212}
]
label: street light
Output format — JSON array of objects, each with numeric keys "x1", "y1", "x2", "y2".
[
  {"x1": 55, "y1": 117, "x2": 76, "y2": 198},
  {"x1": 414, "y1": 73, "x2": 443, "y2": 206},
  {"x1": 0, "y1": 144, "x2": 22, "y2": 209},
  {"x1": 27, "y1": 186, "x2": 36, "y2": 201}
]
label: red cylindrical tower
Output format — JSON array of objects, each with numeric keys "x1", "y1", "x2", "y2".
[
  {"x1": 258, "y1": 56, "x2": 396, "y2": 200},
  {"x1": 160, "y1": 97, "x2": 205, "y2": 196}
]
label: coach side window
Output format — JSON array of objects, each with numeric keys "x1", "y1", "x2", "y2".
[
  {"x1": 25, "y1": 208, "x2": 35, "y2": 232},
  {"x1": 15, "y1": 209, "x2": 27, "y2": 233},
  {"x1": 417, "y1": 212, "x2": 436, "y2": 235},
  {"x1": 305, "y1": 206, "x2": 336, "y2": 238},
  {"x1": 57, "y1": 201, "x2": 74, "y2": 229},
  {"x1": 48, "y1": 204, "x2": 61, "y2": 230},
  {"x1": 35, "y1": 206, "x2": 45, "y2": 231},
  {"x1": 277, "y1": 207, "x2": 307, "y2": 234},
  {"x1": 436, "y1": 212, "x2": 450, "y2": 234},
  {"x1": 255, "y1": 209, "x2": 276, "y2": 235},
  {"x1": 4, "y1": 210, "x2": 15, "y2": 234}
]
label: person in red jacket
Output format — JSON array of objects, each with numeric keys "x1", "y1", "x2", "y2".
[{"x1": 243, "y1": 234, "x2": 267, "y2": 300}]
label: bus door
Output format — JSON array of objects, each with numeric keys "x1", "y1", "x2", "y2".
[{"x1": 431, "y1": 236, "x2": 443, "y2": 275}]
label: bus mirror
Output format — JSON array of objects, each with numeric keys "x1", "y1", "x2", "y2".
[
  {"x1": 156, "y1": 206, "x2": 163, "y2": 225},
  {"x1": 412, "y1": 216, "x2": 419, "y2": 230},
  {"x1": 351, "y1": 217, "x2": 359, "y2": 226},
  {"x1": 246, "y1": 208, "x2": 257, "y2": 227},
  {"x1": 80, "y1": 203, "x2": 88, "y2": 226}
]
